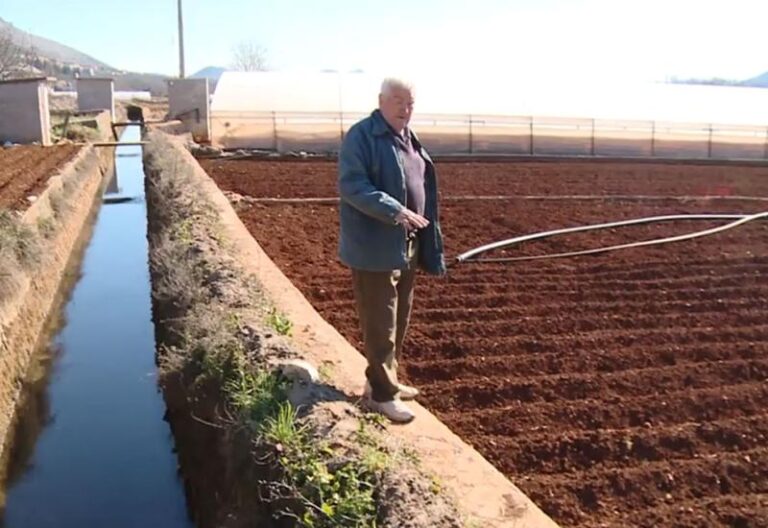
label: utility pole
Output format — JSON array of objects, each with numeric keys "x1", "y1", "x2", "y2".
[{"x1": 177, "y1": 0, "x2": 186, "y2": 78}]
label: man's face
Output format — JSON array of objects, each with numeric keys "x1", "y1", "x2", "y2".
[{"x1": 379, "y1": 86, "x2": 414, "y2": 133}]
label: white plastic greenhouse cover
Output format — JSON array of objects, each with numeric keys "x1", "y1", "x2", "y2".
[
  {"x1": 212, "y1": 71, "x2": 370, "y2": 113},
  {"x1": 210, "y1": 71, "x2": 500, "y2": 115},
  {"x1": 212, "y1": 71, "x2": 768, "y2": 124},
  {"x1": 210, "y1": 71, "x2": 768, "y2": 156}
]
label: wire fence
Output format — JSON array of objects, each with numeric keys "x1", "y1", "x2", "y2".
[{"x1": 210, "y1": 110, "x2": 768, "y2": 160}]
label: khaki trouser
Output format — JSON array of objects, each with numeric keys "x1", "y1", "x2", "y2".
[{"x1": 352, "y1": 239, "x2": 418, "y2": 402}]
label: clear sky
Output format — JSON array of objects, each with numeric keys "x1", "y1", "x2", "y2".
[{"x1": 1, "y1": 0, "x2": 766, "y2": 82}]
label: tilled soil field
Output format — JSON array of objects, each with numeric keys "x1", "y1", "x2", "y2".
[
  {"x1": 199, "y1": 158, "x2": 768, "y2": 199},
  {"x1": 203, "y1": 158, "x2": 768, "y2": 527},
  {"x1": 0, "y1": 144, "x2": 82, "y2": 210}
]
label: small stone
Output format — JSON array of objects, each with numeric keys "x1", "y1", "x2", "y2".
[
  {"x1": 277, "y1": 359, "x2": 319, "y2": 383},
  {"x1": 27, "y1": 195, "x2": 38, "y2": 203}
]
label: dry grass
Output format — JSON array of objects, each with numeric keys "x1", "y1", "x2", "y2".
[
  {"x1": 149, "y1": 231, "x2": 208, "y2": 323},
  {"x1": 0, "y1": 210, "x2": 42, "y2": 303},
  {"x1": 0, "y1": 210, "x2": 42, "y2": 266},
  {"x1": 59, "y1": 124, "x2": 101, "y2": 143},
  {"x1": 0, "y1": 250, "x2": 23, "y2": 304},
  {"x1": 49, "y1": 151, "x2": 97, "y2": 222}
]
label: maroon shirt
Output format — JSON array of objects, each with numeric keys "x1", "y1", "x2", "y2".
[{"x1": 391, "y1": 128, "x2": 426, "y2": 216}]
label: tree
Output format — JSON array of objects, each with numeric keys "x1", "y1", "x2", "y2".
[
  {"x1": 0, "y1": 29, "x2": 23, "y2": 80},
  {"x1": 231, "y1": 40, "x2": 268, "y2": 72}
]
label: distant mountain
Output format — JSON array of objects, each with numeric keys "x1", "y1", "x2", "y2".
[
  {"x1": 669, "y1": 70, "x2": 768, "y2": 89},
  {"x1": 0, "y1": 16, "x2": 169, "y2": 95},
  {"x1": 0, "y1": 16, "x2": 111, "y2": 70},
  {"x1": 743, "y1": 71, "x2": 768, "y2": 88},
  {"x1": 113, "y1": 72, "x2": 171, "y2": 96},
  {"x1": 669, "y1": 76, "x2": 740, "y2": 87}
]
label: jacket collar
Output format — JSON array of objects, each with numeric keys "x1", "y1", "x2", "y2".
[
  {"x1": 370, "y1": 109, "x2": 392, "y2": 137},
  {"x1": 371, "y1": 109, "x2": 420, "y2": 143},
  {"x1": 371, "y1": 109, "x2": 431, "y2": 162}
]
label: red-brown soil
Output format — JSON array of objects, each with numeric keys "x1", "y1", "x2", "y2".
[
  {"x1": 0, "y1": 145, "x2": 82, "y2": 210},
  {"x1": 198, "y1": 158, "x2": 768, "y2": 199},
  {"x1": 203, "y1": 158, "x2": 768, "y2": 528}
]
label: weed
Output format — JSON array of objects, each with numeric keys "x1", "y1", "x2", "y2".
[
  {"x1": 262, "y1": 401, "x2": 306, "y2": 448},
  {"x1": 226, "y1": 367, "x2": 288, "y2": 431},
  {"x1": 173, "y1": 217, "x2": 195, "y2": 244},
  {"x1": 267, "y1": 307, "x2": 293, "y2": 336},
  {"x1": 317, "y1": 361, "x2": 334, "y2": 383},
  {"x1": 429, "y1": 476, "x2": 443, "y2": 495}
]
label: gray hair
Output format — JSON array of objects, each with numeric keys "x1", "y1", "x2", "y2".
[{"x1": 380, "y1": 77, "x2": 414, "y2": 97}]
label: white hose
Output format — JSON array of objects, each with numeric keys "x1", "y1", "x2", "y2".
[{"x1": 455, "y1": 212, "x2": 768, "y2": 264}]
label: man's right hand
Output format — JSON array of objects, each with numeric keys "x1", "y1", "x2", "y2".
[{"x1": 395, "y1": 209, "x2": 430, "y2": 231}]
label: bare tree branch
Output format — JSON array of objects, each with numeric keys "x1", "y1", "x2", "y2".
[{"x1": 231, "y1": 41, "x2": 268, "y2": 72}]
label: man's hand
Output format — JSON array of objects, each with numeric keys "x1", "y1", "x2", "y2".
[{"x1": 395, "y1": 209, "x2": 430, "y2": 231}]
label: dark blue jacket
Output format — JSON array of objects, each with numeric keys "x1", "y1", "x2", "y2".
[{"x1": 338, "y1": 110, "x2": 446, "y2": 275}]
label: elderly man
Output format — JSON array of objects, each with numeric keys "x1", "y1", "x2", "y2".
[{"x1": 337, "y1": 78, "x2": 446, "y2": 423}]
